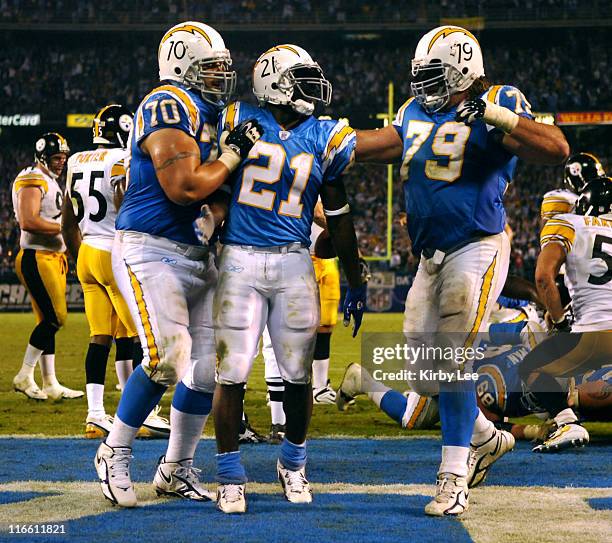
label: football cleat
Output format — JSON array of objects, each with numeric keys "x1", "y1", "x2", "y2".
[
  {"x1": 42, "y1": 383, "x2": 84, "y2": 400},
  {"x1": 238, "y1": 415, "x2": 268, "y2": 444},
  {"x1": 216, "y1": 484, "x2": 247, "y2": 514},
  {"x1": 277, "y1": 460, "x2": 312, "y2": 504},
  {"x1": 313, "y1": 381, "x2": 337, "y2": 405},
  {"x1": 269, "y1": 423, "x2": 286, "y2": 445},
  {"x1": 94, "y1": 442, "x2": 136, "y2": 507},
  {"x1": 153, "y1": 456, "x2": 215, "y2": 501},
  {"x1": 336, "y1": 363, "x2": 363, "y2": 411},
  {"x1": 532, "y1": 422, "x2": 589, "y2": 453},
  {"x1": 137, "y1": 405, "x2": 171, "y2": 439},
  {"x1": 424, "y1": 473, "x2": 469, "y2": 516},
  {"x1": 467, "y1": 428, "x2": 515, "y2": 488},
  {"x1": 13, "y1": 374, "x2": 47, "y2": 400},
  {"x1": 85, "y1": 414, "x2": 114, "y2": 439}
]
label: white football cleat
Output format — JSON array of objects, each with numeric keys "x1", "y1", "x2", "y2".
[
  {"x1": 13, "y1": 374, "x2": 47, "y2": 400},
  {"x1": 43, "y1": 382, "x2": 84, "y2": 400},
  {"x1": 532, "y1": 422, "x2": 589, "y2": 453},
  {"x1": 94, "y1": 442, "x2": 137, "y2": 507},
  {"x1": 153, "y1": 456, "x2": 214, "y2": 501},
  {"x1": 277, "y1": 460, "x2": 312, "y2": 504},
  {"x1": 313, "y1": 381, "x2": 337, "y2": 405},
  {"x1": 336, "y1": 363, "x2": 363, "y2": 411},
  {"x1": 137, "y1": 405, "x2": 171, "y2": 439},
  {"x1": 85, "y1": 414, "x2": 114, "y2": 439},
  {"x1": 467, "y1": 428, "x2": 515, "y2": 488},
  {"x1": 424, "y1": 473, "x2": 469, "y2": 516},
  {"x1": 216, "y1": 484, "x2": 246, "y2": 514}
]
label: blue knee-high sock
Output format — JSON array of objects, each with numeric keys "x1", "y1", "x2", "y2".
[
  {"x1": 172, "y1": 382, "x2": 213, "y2": 414},
  {"x1": 116, "y1": 366, "x2": 167, "y2": 428},
  {"x1": 438, "y1": 380, "x2": 478, "y2": 448},
  {"x1": 379, "y1": 390, "x2": 408, "y2": 425}
]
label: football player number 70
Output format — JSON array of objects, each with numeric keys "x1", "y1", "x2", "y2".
[
  {"x1": 238, "y1": 141, "x2": 313, "y2": 219},
  {"x1": 400, "y1": 121, "x2": 471, "y2": 183}
]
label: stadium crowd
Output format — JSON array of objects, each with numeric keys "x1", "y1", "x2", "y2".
[
  {"x1": 0, "y1": 0, "x2": 607, "y2": 24},
  {"x1": 1, "y1": 28, "x2": 611, "y2": 121}
]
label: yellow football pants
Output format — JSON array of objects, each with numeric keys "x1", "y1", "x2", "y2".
[
  {"x1": 77, "y1": 243, "x2": 136, "y2": 338},
  {"x1": 15, "y1": 249, "x2": 67, "y2": 327},
  {"x1": 311, "y1": 255, "x2": 341, "y2": 327}
]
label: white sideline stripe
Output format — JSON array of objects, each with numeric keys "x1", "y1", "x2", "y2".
[{"x1": 0, "y1": 434, "x2": 440, "y2": 440}]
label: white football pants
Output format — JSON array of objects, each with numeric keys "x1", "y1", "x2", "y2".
[
  {"x1": 112, "y1": 231, "x2": 217, "y2": 392},
  {"x1": 403, "y1": 232, "x2": 510, "y2": 395},
  {"x1": 214, "y1": 244, "x2": 320, "y2": 385}
]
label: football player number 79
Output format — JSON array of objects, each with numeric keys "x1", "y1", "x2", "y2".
[
  {"x1": 400, "y1": 121, "x2": 471, "y2": 183},
  {"x1": 238, "y1": 141, "x2": 313, "y2": 219}
]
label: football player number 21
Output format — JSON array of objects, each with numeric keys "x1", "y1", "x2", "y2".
[
  {"x1": 238, "y1": 141, "x2": 313, "y2": 218},
  {"x1": 400, "y1": 121, "x2": 471, "y2": 183}
]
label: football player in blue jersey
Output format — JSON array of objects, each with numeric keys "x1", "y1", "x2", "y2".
[
  {"x1": 94, "y1": 22, "x2": 263, "y2": 508},
  {"x1": 211, "y1": 44, "x2": 366, "y2": 514},
  {"x1": 354, "y1": 25, "x2": 570, "y2": 516}
]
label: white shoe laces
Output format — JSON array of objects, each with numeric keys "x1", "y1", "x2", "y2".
[
  {"x1": 148, "y1": 405, "x2": 169, "y2": 424},
  {"x1": 435, "y1": 476, "x2": 458, "y2": 502},
  {"x1": 284, "y1": 469, "x2": 308, "y2": 494},
  {"x1": 222, "y1": 484, "x2": 244, "y2": 503},
  {"x1": 175, "y1": 465, "x2": 202, "y2": 487},
  {"x1": 109, "y1": 450, "x2": 133, "y2": 487}
]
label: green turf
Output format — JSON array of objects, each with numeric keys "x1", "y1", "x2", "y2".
[{"x1": 1, "y1": 312, "x2": 610, "y2": 439}]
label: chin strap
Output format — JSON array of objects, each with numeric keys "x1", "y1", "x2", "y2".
[{"x1": 291, "y1": 99, "x2": 315, "y2": 116}]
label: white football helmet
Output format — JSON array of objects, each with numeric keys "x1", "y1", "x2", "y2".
[
  {"x1": 252, "y1": 44, "x2": 332, "y2": 116},
  {"x1": 411, "y1": 25, "x2": 485, "y2": 113},
  {"x1": 158, "y1": 21, "x2": 236, "y2": 107}
]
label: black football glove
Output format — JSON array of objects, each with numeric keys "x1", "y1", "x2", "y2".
[
  {"x1": 551, "y1": 316, "x2": 572, "y2": 334},
  {"x1": 224, "y1": 119, "x2": 264, "y2": 159},
  {"x1": 455, "y1": 98, "x2": 487, "y2": 125}
]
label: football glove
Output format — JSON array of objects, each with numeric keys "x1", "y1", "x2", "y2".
[
  {"x1": 551, "y1": 315, "x2": 572, "y2": 334},
  {"x1": 194, "y1": 204, "x2": 216, "y2": 244},
  {"x1": 359, "y1": 257, "x2": 371, "y2": 283},
  {"x1": 455, "y1": 98, "x2": 487, "y2": 125},
  {"x1": 218, "y1": 119, "x2": 264, "y2": 172},
  {"x1": 456, "y1": 97, "x2": 519, "y2": 133},
  {"x1": 343, "y1": 284, "x2": 367, "y2": 338}
]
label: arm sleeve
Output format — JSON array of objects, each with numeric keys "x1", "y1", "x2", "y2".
[
  {"x1": 392, "y1": 97, "x2": 414, "y2": 137},
  {"x1": 540, "y1": 216, "x2": 576, "y2": 254},
  {"x1": 540, "y1": 194, "x2": 574, "y2": 221},
  {"x1": 484, "y1": 85, "x2": 534, "y2": 121},
  {"x1": 134, "y1": 87, "x2": 201, "y2": 144},
  {"x1": 321, "y1": 122, "x2": 357, "y2": 185}
]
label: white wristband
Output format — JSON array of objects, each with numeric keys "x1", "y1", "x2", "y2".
[
  {"x1": 217, "y1": 151, "x2": 241, "y2": 173},
  {"x1": 483, "y1": 101, "x2": 520, "y2": 134},
  {"x1": 324, "y1": 204, "x2": 351, "y2": 216}
]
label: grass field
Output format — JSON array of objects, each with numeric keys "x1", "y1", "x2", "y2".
[{"x1": 1, "y1": 312, "x2": 611, "y2": 543}]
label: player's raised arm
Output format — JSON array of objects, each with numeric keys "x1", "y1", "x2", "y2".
[
  {"x1": 141, "y1": 119, "x2": 262, "y2": 206},
  {"x1": 456, "y1": 86, "x2": 569, "y2": 165}
]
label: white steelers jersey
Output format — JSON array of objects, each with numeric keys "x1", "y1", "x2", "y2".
[
  {"x1": 541, "y1": 213, "x2": 612, "y2": 332},
  {"x1": 540, "y1": 189, "x2": 579, "y2": 222},
  {"x1": 66, "y1": 147, "x2": 128, "y2": 252},
  {"x1": 12, "y1": 164, "x2": 65, "y2": 252}
]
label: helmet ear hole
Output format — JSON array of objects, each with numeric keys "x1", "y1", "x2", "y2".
[
  {"x1": 271, "y1": 82, "x2": 278, "y2": 90},
  {"x1": 174, "y1": 67, "x2": 182, "y2": 75},
  {"x1": 462, "y1": 67, "x2": 469, "y2": 74}
]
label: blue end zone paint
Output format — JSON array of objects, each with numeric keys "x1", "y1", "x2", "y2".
[
  {"x1": 588, "y1": 497, "x2": 612, "y2": 510},
  {"x1": 53, "y1": 494, "x2": 471, "y2": 543},
  {"x1": 0, "y1": 438, "x2": 610, "y2": 488}
]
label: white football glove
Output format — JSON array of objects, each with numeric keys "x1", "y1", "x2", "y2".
[{"x1": 195, "y1": 204, "x2": 216, "y2": 244}]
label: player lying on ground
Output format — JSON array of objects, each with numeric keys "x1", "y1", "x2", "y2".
[
  {"x1": 353, "y1": 24, "x2": 569, "y2": 516},
  {"x1": 94, "y1": 21, "x2": 262, "y2": 508},
  {"x1": 520, "y1": 176, "x2": 612, "y2": 452},
  {"x1": 12, "y1": 133, "x2": 83, "y2": 401},
  {"x1": 62, "y1": 104, "x2": 169, "y2": 440},
  {"x1": 211, "y1": 44, "x2": 366, "y2": 514}
]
